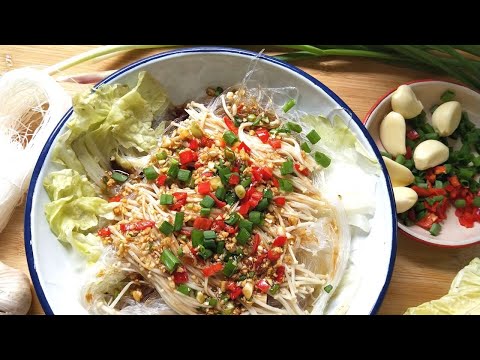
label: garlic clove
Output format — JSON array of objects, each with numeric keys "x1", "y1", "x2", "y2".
[
  {"x1": 379, "y1": 111, "x2": 406, "y2": 157},
  {"x1": 393, "y1": 187, "x2": 418, "y2": 213},
  {"x1": 432, "y1": 101, "x2": 462, "y2": 137},
  {"x1": 0, "y1": 261, "x2": 32, "y2": 315},
  {"x1": 391, "y1": 85, "x2": 424, "y2": 119},
  {"x1": 413, "y1": 140, "x2": 449, "y2": 171},
  {"x1": 383, "y1": 156, "x2": 414, "y2": 187}
]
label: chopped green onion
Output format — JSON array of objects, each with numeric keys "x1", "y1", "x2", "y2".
[
  {"x1": 225, "y1": 212, "x2": 240, "y2": 225},
  {"x1": 173, "y1": 212, "x2": 184, "y2": 231},
  {"x1": 216, "y1": 241, "x2": 225, "y2": 254},
  {"x1": 429, "y1": 223, "x2": 441, "y2": 236},
  {"x1": 301, "y1": 142, "x2": 311, "y2": 153},
  {"x1": 233, "y1": 116, "x2": 242, "y2": 127},
  {"x1": 269, "y1": 284, "x2": 280, "y2": 295},
  {"x1": 240, "y1": 177, "x2": 252, "y2": 188},
  {"x1": 430, "y1": 104, "x2": 439, "y2": 114},
  {"x1": 460, "y1": 179, "x2": 470, "y2": 188},
  {"x1": 458, "y1": 168, "x2": 475, "y2": 179},
  {"x1": 435, "y1": 180, "x2": 443, "y2": 189},
  {"x1": 282, "y1": 99, "x2": 296, "y2": 113},
  {"x1": 223, "y1": 259, "x2": 237, "y2": 277},
  {"x1": 198, "y1": 245, "x2": 215, "y2": 260},
  {"x1": 416, "y1": 210, "x2": 427, "y2": 221},
  {"x1": 217, "y1": 166, "x2": 231, "y2": 185},
  {"x1": 215, "y1": 187, "x2": 226, "y2": 201},
  {"x1": 415, "y1": 202, "x2": 425, "y2": 212},
  {"x1": 433, "y1": 195, "x2": 444, "y2": 202},
  {"x1": 473, "y1": 197, "x2": 480, "y2": 207},
  {"x1": 225, "y1": 192, "x2": 238, "y2": 205},
  {"x1": 279, "y1": 178, "x2": 293, "y2": 192},
  {"x1": 239, "y1": 219, "x2": 253, "y2": 233},
  {"x1": 403, "y1": 159, "x2": 414, "y2": 170},
  {"x1": 191, "y1": 229, "x2": 204, "y2": 247},
  {"x1": 215, "y1": 86, "x2": 223, "y2": 96},
  {"x1": 200, "y1": 195, "x2": 215, "y2": 208},
  {"x1": 234, "y1": 185, "x2": 246, "y2": 199},
  {"x1": 200, "y1": 208, "x2": 211, "y2": 217},
  {"x1": 249, "y1": 211, "x2": 262, "y2": 225},
  {"x1": 381, "y1": 151, "x2": 392, "y2": 159},
  {"x1": 160, "y1": 249, "x2": 180, "y2": 272},
  {"x1": 314, "y1": 152, "x2": 331, "y2": 168},
  {"x1": 440, "y1": 89, "x2": 455, "y2": 102},
  {"x1": 255, "y1": 198, "x2": 269, "y2": 211},
  {"x1": 236, "y1": 228, "x2": 251, "y2": 245},
  {"x1": 177, "y1": 169, "x2": 191, "y2": 182},
  {"x1": 224, "y1": 148, "x2": 236, "y2": 161},
  {"x1": 424, "y1": 133, "x2": 440, "y2": 140},
  {"x1": 160, "y1": 194, "x2": 174, "y2": 205},
  {"x1": 143, "y1": 167, "x2": 158, "y2": 180},
  {"x1": 306, "y1": 129, "x2": 321, "y2": 144},
  {"x1": 156, "y1": 151, "x2": 167, "y2": 160},
  {"x1": 208, "y1": 297, "x2": 218, "y2": 306},
  {"x1": 204, "y1": 230, "x2": 216, "y2": 240},
  {"x1": 473, "y1": 157, "x2": 480, "y2": 167},
  {"x1": 247, "y1": 114, "x2": 256, "y2": 122},
  {"x1": 280, "y1": 159, "x2": 294, "y2": 175},
  {"x1": 422, "y1": 123, "x2": 435, "y2": 134},
  {"x1": 454, "y1": 199, "x2": 466, "y2": 208},
  {"x1": 417, "y1": 182, "x2": 428, "y2": 189},
  {"x1": 202, "y1": 238, "x2": 216, "y2": 251},
  {"x1": 324, "y1": 284, "x2": 333, "y2": 293},
  {"x1": 223, "y1": 131, "x2": 238, "y2": 146},
  {"x1": 286, "y1": 121, "x2": 302, "y2": 133},
  {"x1": 190, "y1": 121, "x2": 204, "y2": 138},
  {"x1": 395, "y1": 154, "x2": 406, "y2": 165},
  {"x1": 177, "y1": 284, "x2": 192, "y2": 296},
  {"x1": 112, "y1": 170, "x2": 128, "y2": 183},
  {"x1": 263, "y1": 189, "x2": 273, "y2": 200},
  {"x1": 159, "y1": 221, "x2": 174, "y2": 235},
  {"x1": 177, "y1": 247, "x2": 184, "y2": 257},
  {"x1": 167, "y1": 162, "x2": 179, "y2": 178}
]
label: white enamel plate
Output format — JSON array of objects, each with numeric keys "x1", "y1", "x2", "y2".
[{"x1": 25, "y1": 48, "x2": 397, "y2": 314}]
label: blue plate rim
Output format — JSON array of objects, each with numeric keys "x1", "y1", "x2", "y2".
[{"x1": 24, "y1": 46, "x2": 397, "y2": 315}]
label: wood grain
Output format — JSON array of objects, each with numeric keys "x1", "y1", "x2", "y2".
[{"x1": 1, "y1": 45, "x2": 479, "y2": 315}]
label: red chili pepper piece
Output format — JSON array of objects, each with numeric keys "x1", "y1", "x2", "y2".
[
  {"x1": 173, "y1": 270, "x2": 189, "y2": 284},
  {"x1": 294, "y1": 163, "x2": 310, "y2": 176},
  {"x1": 272, "y1": 236, "x2": 287, "y2": 247},
  {"x1": 275, "y1": 265, "x2": 285, "y2": 283},
  {"x1": 268, "y1": 138, "x2": 282, "y2": 149},
  {"x1": 251, "y1": 233, "x2": 261, "y2": 255},
  {"x1": 97, "y1": 227, "x2": 111, "y2": 237},
  {"x1": 193, "y1": 217, "x2": 213, "y2": 230},
  {"x1": 224, "y1": 116, "x2": 238, "y2": 134},
  {"x1": 238, "y1": 142, "x2": 251, "y2": 154},
  {"x1": 255, "y1": 279, "x2": 271, "y2": 293},
  {"x1": 202, "y1": 263, "x2": 224, "y2": 277},
  {"x1": 155, "y1": 174, "x2": 167, "y2": 187},
  {"x1": 109, "y1": 195, "x2": 122, "y2": 203},
  {"x1": 255, "y1": 128, "x2": 270, "y2": 143},
  {"x1": 197, "y1": 181, "x2": 211, "y2": 195},
  {"x1": 189, "y1": 138, "x2": 199, "y2": 150},
  {"x1": 273, "y1": 197, "x2": 286, "y2": 206}
]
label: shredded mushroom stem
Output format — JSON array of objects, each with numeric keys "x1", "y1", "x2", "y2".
[{"x1": 80, "y1": 83, "x2": 351, "y2": 315}]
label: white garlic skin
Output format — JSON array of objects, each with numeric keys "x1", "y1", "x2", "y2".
[
  {"x1": 432, "y1": 101, "x2": 462, "y2": 137},
  {"x1": 0, "y1": 261, "x2": 32, "y2": 315},
  {"x1": 393, "y1": 187, "x2": 418, "y2": 213},
  {"x1": 379, "y1": 111, "x2": 406, "y2": 157},
  {"x1": 413, "y1": 140, "x2": 449, "y2": 171},
  {"x1": 383, "y1": 156, "x2": 415, "y2": 187},
  {"x1": 391, "y1": 85, "x2": 424, "y2": 119}
]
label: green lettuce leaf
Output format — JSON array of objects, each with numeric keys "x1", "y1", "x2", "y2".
[
  {"x1": 405, "y1": 258, "x2": 480, "y2": 315},
  {"x1": 43, "y1": 169, "x2": 117, "y2": 262},
  {"x1": 52, "y1": 71, "x2": 170, "y2": 189}
]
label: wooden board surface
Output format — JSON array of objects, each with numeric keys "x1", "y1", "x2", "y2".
[{"x1": 1, "y1": 45, "x2": 479, "y2": 315}]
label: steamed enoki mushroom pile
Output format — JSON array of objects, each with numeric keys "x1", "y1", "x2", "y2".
[{"x1": 84, "y1": 88, "x2": 345, "y2": 315}]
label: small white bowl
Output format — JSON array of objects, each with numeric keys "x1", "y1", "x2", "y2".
[{"x1": 364, "y1": 79, "x2": 480, "y2": 247}]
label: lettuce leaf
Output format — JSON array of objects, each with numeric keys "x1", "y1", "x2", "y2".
[
  {"x1": 302, "y1": 114, "x2": 380, "y2": 232},
  {"x1": 52, "y1": 71, "x2": 170, "y2": 189},
  {"x1": 43, "y1": 169, "x2": 117, "y2": 262},
  {"x1": 405, "y1": 258, "x2": 480, "y2": 315}
]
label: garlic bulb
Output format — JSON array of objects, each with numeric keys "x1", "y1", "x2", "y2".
[{"x1": 0, "y1": 261, "x2": 32, "y2": 315}]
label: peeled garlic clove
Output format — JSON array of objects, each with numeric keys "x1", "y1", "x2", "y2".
[
  {"x1": 380, "y1": 111, "x2": 406, "y2": 157},
  {"x1": 393, "y1": 187, "x2": 418, "y2": 213},
  {"x1": 391, "y1": 85, "x2": 424, "y2": 119},
  {"x1": 383, "y1": 156, "x2": 415, "y2": 187},
  {"x1": 0, "y1": 261, "x2": 32, "y2": 315},
  {"x1": 413, "y1": 140, "x2": 449, "y2": 171},
  {"x1": 432, "y1": 101, "x2": 462, "y2": 137}
]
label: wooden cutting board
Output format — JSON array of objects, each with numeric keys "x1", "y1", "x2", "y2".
[{"x1": 1, "y1": 45, "x2": 479, "y2": 315}]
